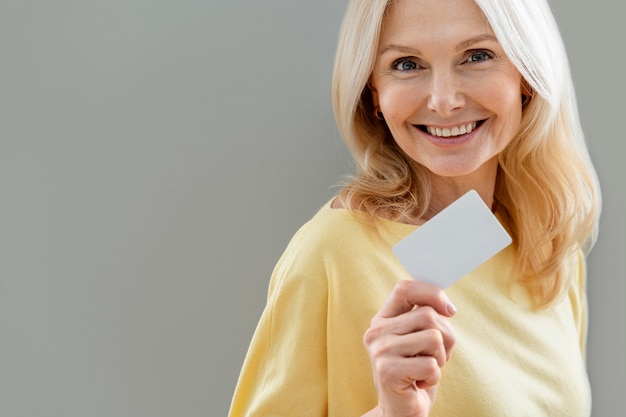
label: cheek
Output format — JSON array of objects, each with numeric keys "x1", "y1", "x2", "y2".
[
  {"x1": 496, "y1": 72, "x2": 523, "y2": 103},
  {"x1": 483, "y1": 80, "x2": 523, "y2": 122},
  {"x1": 501, "y1": 85, "x2": 522, "y2": 109},
  {"x1": 377, "y1": 83, "x2": 423, "y2": 118}
]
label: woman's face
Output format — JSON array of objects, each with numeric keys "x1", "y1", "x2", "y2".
[{"x1": 370, "y1": 0, "x2": 524, "y2": 181}]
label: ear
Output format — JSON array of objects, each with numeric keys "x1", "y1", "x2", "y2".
[
  {"x1": 520, "y1": 77, "x2": 534, "y2": 107},
  {"x1": 521, "y1": 77, "x2": 533, "y2": 98},
  {"x1": 367, "y1": 78, "x2": 380, "y2": 107}
]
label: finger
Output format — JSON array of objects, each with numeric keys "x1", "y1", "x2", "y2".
[
  {"x1": 377, "y1": 355, "x2": 442, "y2": 389},
  {"x1": 377, "y1": 280, "x2": 457, "y2": 319},
  {"x1": 381, "y1": 305, "x2": 455, "y2": 337},
  {"x1": 376, "y1": 328, "x2": 448, "y2": 367},
  {"x1": 366, "y1": 307, "x2": 456, "y2": 361}
]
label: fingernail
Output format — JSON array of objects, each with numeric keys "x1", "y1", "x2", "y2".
[{"x1": 446, "y1": 301, "x2": 458, "y2": 315}]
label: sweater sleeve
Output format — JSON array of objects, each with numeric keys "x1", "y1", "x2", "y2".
[
  {"x1": 228, "y1": 229, "x2": 330, "y2": 417},
  {"x1": 569, "y1": 248, "x2": 589, "y2": 363}
]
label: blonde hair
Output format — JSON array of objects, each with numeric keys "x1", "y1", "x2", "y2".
[{"x1": 332, "y1": 0, "x2": 601, "y2": 307}]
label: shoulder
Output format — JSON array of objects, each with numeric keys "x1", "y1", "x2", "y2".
[
  {"x1": 264, "y1": 200, "x2": 368, "y2": 306},
  {"x1": 279, "y1": 200, "x2": 380, "y2": 269},
  {"x1": 267, "y1": 199, "x2": 413, "y2": 293},
  {"x1": 284, "y1": 199, "x2": 412, "y2": 263}
]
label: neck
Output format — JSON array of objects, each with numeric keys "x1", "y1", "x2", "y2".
[{"x1": 425, "y1": 172, "x2": 498, "y2": 219}]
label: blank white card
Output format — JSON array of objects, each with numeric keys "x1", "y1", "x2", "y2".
[{"x1": 392, "y1": 189, "x2": 512, "y2": 288}]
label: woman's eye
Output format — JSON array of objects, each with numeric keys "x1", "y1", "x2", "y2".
[
  {"x1": 392, "y1": 58, "x2": 420, "y2": 71},
  {"x1": 466, "y1": 50, "x2": 493, "y2": 63}
]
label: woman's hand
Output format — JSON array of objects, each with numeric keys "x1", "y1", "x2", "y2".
[{"x1": 363, "y1": 280, "x2": 457, "y2": 417}]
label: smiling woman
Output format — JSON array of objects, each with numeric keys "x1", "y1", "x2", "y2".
[{"x1": 228, "y1": 0, "x2": 601, "y2": 415}]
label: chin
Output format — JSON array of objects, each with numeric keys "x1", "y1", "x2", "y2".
[
  {"x1": 416, "y1": 152, "x2": 498, "y2": 179},
  {"x1": 421, "y1": 161, "x2": 483, "y2": 178}
]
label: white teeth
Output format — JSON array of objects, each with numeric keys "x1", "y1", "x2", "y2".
[{"x1": 426, "y1": 122, "x2": 477, "y2": 137}]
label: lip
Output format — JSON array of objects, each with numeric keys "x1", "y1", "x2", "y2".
[{"x1": 415, "y1": 119, "x2": 486, "y2": 147}]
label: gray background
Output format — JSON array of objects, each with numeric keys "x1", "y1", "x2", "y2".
[{"x1": 0, "y1": 0, "x2": 623, "y2": 416}]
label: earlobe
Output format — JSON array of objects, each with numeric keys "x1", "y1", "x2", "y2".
[{"x1": 370, "y1": 87, "x2": 383, "y2": 120}]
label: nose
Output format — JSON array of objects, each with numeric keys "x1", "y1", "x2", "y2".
[{"x1": 426, "y1": 70, "x2": 465, "y2": 116}]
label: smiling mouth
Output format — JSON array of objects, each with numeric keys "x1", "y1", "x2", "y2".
[{"x1": 417, "y1": 120, "x2": 486, "y2": 137}]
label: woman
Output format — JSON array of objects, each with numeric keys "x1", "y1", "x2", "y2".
[{"x1": 229, "y1": 0, "x2": 601, "y2": 415}]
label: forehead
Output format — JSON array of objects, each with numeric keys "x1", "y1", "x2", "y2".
[{"x1": 380, "y1": 0, "x2": 494, "y2": 46}]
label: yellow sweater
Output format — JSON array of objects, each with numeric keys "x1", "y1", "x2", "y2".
[{"x1": 229, "y1": 201, "x2": 591, "y2": 416}]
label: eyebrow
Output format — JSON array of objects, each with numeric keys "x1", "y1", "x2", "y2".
[
  {"x1": 378, "y1": 33, "x2": 498, "y2": 56},
  {"x1": 455, "y1": 34, "x2": 498, "y2": 51}
]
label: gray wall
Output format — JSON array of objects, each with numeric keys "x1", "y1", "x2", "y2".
[{"x1": 0, "y1": 1, "x2": 622, "y2": 416}]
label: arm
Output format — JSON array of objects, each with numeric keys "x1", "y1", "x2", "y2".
[
  {"x1": 228, "y1": 263, "x2": 330, "y2": 416},
  {"x1": 569, "y1": 248, "x2": 589, "y2": 363}
]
